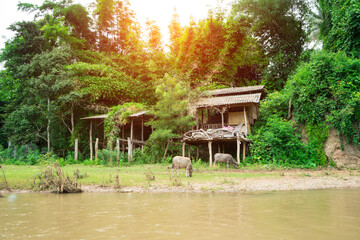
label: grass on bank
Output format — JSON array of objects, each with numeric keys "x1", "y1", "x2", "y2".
[{"x1": 1, "y1": 162, "x2": 353, "y2": 191}]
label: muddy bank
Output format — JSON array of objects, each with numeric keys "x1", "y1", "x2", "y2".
[
  {"x1": 82, "y1": 170, "x2": 360, "y2": 193},
  {"x1": 3, "y1": 169, "x2": 360, "y2": 194}
]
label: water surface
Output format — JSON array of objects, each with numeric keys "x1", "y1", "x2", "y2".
[{"x1": 1, "y1": 189, "x2": 359, "y2": 239}]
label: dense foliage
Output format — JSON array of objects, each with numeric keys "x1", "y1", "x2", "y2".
[{"x1": 1, "y1": 0, "x2": 359, "y2": 168}]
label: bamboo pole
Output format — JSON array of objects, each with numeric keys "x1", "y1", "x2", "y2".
[
  {"x1": 116, "y1": 138, "x2": 120, "y2": 165},
  {"x1": 95, "y1": 138, "x2": 99, "y2": 161},
  {"x1": 237, "y1": 139, "x2": 241, "y2": 164},
  {"x1": 244, "y1": 106, "x2": 248, "y2": 135},
  {"x1": 130, "y1": 119, "x2": 134, "y2": 140},
  {"x1": 121, "y1": 125, "x2": 125, "y2": 152},
  {"x1": 208, "y1": 141, "x2": 213, "y2": 167},
  {"x1": 47, "y1": 98, "x2": 51, "y2": 152},
  {"x1": 90, "y1": 120, "x2": 93, "y2": 161},
  {"x1": 182, "y1": 142, "x2": 186, "y2": 157},
  {"x1": 74, "y1": 139, "x2": 78, "y2": 161},
  {"x1": 188, "y1": 145, "x2": 191, "y2": 158},
  {"x1": 127, "y1": 137, "x2": 132, "y2": 162}
]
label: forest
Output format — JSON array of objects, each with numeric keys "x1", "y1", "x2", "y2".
[{"x1": 0, "y1": 0, "x2": 359, "y2": 168}]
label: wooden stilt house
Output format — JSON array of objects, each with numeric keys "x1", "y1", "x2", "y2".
[
  {"x1": 182, "y1": 85, "x2": 266, "y2": 166},
  {"x1": 81, "y1": 111, "x2": 152, "y2": 162}
]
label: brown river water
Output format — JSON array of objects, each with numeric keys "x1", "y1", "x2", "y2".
[{"x1": 1, "y1": 189, "x2": 360, "y2": 239}]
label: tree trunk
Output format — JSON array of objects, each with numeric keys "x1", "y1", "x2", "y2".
[
  {"x1": 70, "y1": 102, "x2": 74, "y2": 134},
  {"x1": 47, "y1": 98, "x2": 51, "y2": 152},
  {"x1": 95, "y1": 138, "x2": 99, "y2": 161},
  {"x1": 74, "y1": 139, "x2": 78, "y2": 161},
  {"x1": 162, "y1": 140, "x2": 170, "y2": 163}
]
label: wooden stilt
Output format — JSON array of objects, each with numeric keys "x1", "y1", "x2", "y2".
[
  {"x1": 217, "y1": 144, "x2": 220, "y2": 153},
  {"x1": 90, "y1": 120, "x2": 93, "y2": 161},
  {"x1": 196, "y1": 146, "x2": 199, "y2": 160},
  {"x1": 130, "y1": 119, "x2": 134, "y2": 140},
  {"x1": 237, "y1": 139, "x2": 241, "y2": 164},
  {"x1": 128, "y1": 137, "x2": 132, "y2": 162},
  {"x1": 208, "y1": 141, "x2": 213, "y2": 167},
  {"x1": 221, "y1": 111, "x2": 224, "y2": 127},
  {"x1": 242, "y1": 141, "x2": 246, "y2": 163},
  {"x1": 244, "y1": 106, "x2": 248, "y2": 135},
  {"x1": 188, "y1": 145, "x2": 191, "y2": 158},
  {"x1": 74, "y1": 139, "x2": 78, "y2": 161},
  {"x1": 182, "y1": 142, "x2": 186, "y2": 156},
  {"x1": 116, "y1": 138, "x2": 120, "y2": 165},
  {"x1": 95, "y1": 138, "x2": 99, "y2": 161},
  {"x1": 121, "y1": 125, "x2": 125, "y2": 152}
]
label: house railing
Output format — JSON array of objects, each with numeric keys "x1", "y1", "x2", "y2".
[{"x1": 199, "y1": 124, "x2": 223, "y2": 130}]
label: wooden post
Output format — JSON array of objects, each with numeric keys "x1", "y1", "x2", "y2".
[
  {"x1": 127, "y1": 137, "x2": 132, "y2": 162},
  {"x1": 244, "y1": 106, "x2": 248, "y2": 135},
  {"x1": 130, "y1": 119, "x2": 134, "y2": 140},
  {"x1": 208, "y1": 141, "x2": 213, "y2": 167},
  {"x1": 217, "y1": 144, "x2": 220, "y2": 153},
  {"x1": 47, "y1": 98, "x2": 51, "y2": 152},
  {"x1": 237, "y1": 139, "x2": 241, "y2": 164},
  {"x1": 196, "y1": 109, "x2": 199, "y2": 130},
  {"x1": 182, "y1": 142, "x2": 186, "y2": 156},
  {"x1": 89, "y1": 120, "x2": 93, "y2": 161},
  {"x1": 108, "y1": 141, "x2": 113, "y2": 164},
  {"x1": 221, "y1": 107, "x2": 225, "y2": 127},
  {"x1": 121, "y1": 125, "x2": 125, "y2": 152},
  {"x1": 74, "y1": 139, "x2": 78, "y2": 161},
  {"x1": 201, "y1": 109, "x2": 204, "y2": 128},
  {"x1": 95, "y1": 138, "x2": 99, "y2": 161},
  {"x1": 242, "y1": 142, "x2": 246, "y2": 163},
  {"x1": 116, "y1": 138, "x2": 120, "y2": 164},
  {"x1": 188, "y1": 145, "x2": 191, "y2": 158},
  {"x1": 196, "y1": 146, "x2": 199, "y2": 160}
]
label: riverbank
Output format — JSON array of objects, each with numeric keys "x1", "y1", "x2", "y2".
[
  {"x1": 82, "y1": 173, "x2": 360, "y2": 193},
  {"x1": 1, "y1": 164, "x2": 360, "y2": 194}
]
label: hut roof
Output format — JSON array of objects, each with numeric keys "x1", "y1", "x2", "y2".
[
  {"x1": 81, "y1": 111, "x2": 148, "y2": 120},
  {"x1": 195, "y1": 93, "x2": 262, "y2": 108},
  {"x1": 128, "y1": 111, "x2": 148, "y2": 118},
  {"x1": 81, "y1": 114, "x2": 107, "y2": 120},
  {"x1": 206, "y1": 85, "x2": 265, "y2": 97}
]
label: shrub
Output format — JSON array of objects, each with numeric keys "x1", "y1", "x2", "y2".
[{"x1": 249, "y1": 117, "x2": 308, "y2": 166}]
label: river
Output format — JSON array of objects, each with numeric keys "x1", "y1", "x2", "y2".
[{"x1": 1, "y1": 189, "x2": 359, "y2": 239}]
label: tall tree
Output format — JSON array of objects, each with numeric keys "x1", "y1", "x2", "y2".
[
  {"x1": 94, "y1": 0, "x2": 141, "y2": 53},
  {"x1": 233, "y1": 0, "x2": 309, "y2": 91},
  {"x1": 315, "y1": 0, "x2": 360, "y2": 57},
  {"x1": 168, "y1": 8, "x2": 183, "y2": 56}
]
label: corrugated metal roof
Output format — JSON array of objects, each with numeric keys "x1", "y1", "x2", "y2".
[
  {"x1": 128, "y1": 111, "x2": 148, "y2": 118},
  {"x1": 195, "y1": 93, "x2": 261, "y2": 108},
  {"x1": 81, "y1": 111, "x2": 149, "y2": 120},
  {"x1": 207, "y1": 85, "x2": 265, "y2": 96},
  {"x1": 81, "y1": 114, "x2": 107, "y2": 120}
]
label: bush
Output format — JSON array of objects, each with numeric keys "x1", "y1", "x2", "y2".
[
  {"x1": 249, "y1": 117, "x2": 309, "y2": 166},
  {"x1": 289, "y1": 51, "x2": 360, "y2": 145}
]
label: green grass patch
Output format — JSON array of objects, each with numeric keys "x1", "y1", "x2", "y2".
[{"x1": 1, "y1": 163, "x2": 289, "y2": 190}]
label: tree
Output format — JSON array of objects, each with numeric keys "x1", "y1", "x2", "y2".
[
  {"x1": 168, "y1": 8, "x2": 183, "y2": 56},
  {"x1": 94, "y1": 0, "x2": 141, "y2": 53},
  {"x1": 233, "y1": 0, "x2": 309, "y2": 91},
  {"x1": 145, "y1": 20, "x2": 163, "y2": 51},
  {"x1": 315, "y1": 0, "x2": 360, "y2": 57},
  {"x1": 147, "y1": 74, "x2": 195, "y2": 145}
]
